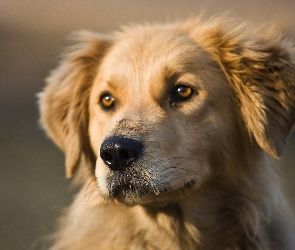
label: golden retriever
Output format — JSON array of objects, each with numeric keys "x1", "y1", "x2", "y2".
[{"x1": 39, "y1": 17, "x2": 295, "y2": 249}]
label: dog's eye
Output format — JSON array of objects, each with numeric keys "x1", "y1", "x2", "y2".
[
  {"x1": 176, "y1": 86, "x2": 193, "y2": 99},
  {"x1": 100, "y1": 93, "x2": 115, "y2": 110},
  {"x1": 170, "y1": 85, "x2": 194, "y2": 105}
]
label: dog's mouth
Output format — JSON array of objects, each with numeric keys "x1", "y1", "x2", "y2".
[
  {"x1": 97, "y1": 135, "x2": 198, "y2": 205},
  {"x1": 104, "y1": 174, "x2": 196, "y2": 206}
]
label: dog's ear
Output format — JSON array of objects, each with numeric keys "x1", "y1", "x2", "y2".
[
  {"x1": 39, "y1": 31, "x2": 112, "y2": 177},
  {"x1": 194, "y1": 21, "x2": 295, "y2": 157}
]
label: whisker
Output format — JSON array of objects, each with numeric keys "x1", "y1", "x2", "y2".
[
  {"x1": 168, "y1": 166, "x2": 199, "y2": 179},
  {"x1": 84, "y1": 177, "x2": 98, "y2": 203},
  {"x1": 85, "y1": 187, "x2": 99, "y2": 205},
  {"x1": 176, "y1": 157, "x2": 190, "y2": 165},
  {"x1": 72, "y1": 167, "x2": 93, "y2": 178}
]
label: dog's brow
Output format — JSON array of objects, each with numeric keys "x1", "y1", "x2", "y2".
[
  {"x1": 106, "y1": 74, "x2": 129, "y2": 89},
  {"x1": 106, "y1": 80, "x2": 116, "y2": 88},
  {"x1": 164, "y1": 70, "x2": 182, "y2": 89}
]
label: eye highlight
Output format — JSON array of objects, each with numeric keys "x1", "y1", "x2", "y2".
[
  {"x1": 100, "y1": 93, "x2": 115, "y2": 110},
  {"x1": 170, "y1": 84, "x2": 195, "y2": 106}
]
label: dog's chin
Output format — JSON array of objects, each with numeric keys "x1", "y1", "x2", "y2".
[{"x1": 102, "y1": 179, "x2": 196, "y2": 207}]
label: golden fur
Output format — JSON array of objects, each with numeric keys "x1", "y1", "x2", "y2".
[{"x1": 39, "y1": 17, "x2": 295, "y2": 249}]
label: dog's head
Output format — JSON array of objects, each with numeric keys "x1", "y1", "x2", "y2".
[{"x1": 39, "y1": 19, "x2": 295, "y2": 206}]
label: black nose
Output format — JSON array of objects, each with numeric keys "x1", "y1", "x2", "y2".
[{"x1": 100, "y1": 136, "x2": 143, "y2": 171}]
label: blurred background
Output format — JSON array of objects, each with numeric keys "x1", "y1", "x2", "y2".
[{"x1": 1, "y1": 1, "x2": 295, "y2": 249}]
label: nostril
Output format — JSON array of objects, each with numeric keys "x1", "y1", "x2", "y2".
[
  {"x1": 120, "y1": 150, "x2": 131, "y2": 161},
  {"x1": 101, "y1": 151, "x2": 114, "y2": 165}
]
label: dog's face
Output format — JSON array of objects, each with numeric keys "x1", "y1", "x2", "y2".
[
  {"x1": 40, "y1": 20, "x2": 295, "y2": 207},
  {"x1": 88, "y1": 28, "x2": 237, "y2": 205}
]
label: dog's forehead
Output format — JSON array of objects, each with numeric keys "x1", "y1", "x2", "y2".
[{"x1": 98, "y1": 27, "x2": 207, "y2": 92}]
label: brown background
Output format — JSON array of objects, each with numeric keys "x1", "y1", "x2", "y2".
[{"x1": 1, "y1": 1, "x2": 295, "y2": 249}]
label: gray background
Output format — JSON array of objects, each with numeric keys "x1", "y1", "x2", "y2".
[{"x1": 1, "y1": 1, "x2": 295, "y2": 249}]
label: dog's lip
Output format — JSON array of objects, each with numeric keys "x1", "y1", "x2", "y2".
[
  {"x1": 168, "y1": 180, "x2": 196, "y2": 193},
  {"x1": 183, "y1": 179, "x2": 195, "y2": 190},
  {"x1": 107, "y1": 179, "x2": 196, "y2": 206},
  {"x1": 162, "y1": 179, "x2": 196, "y2": 194}
]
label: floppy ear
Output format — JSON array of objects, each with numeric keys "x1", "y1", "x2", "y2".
[
  {"x1": 39, "y1": 31, "x2": 112, "y2": 177},
  {"x1": 194, "y1": 20, "x2": 295, "y2": 157}
]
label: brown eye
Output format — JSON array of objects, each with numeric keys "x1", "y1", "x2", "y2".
[
  {"x1": 100, "y1": 93, "x2": 115, "y2": 110},
  {"x1": 176, "y1": 86, "x2": 193, "y2": 99},
  {"x1": 170, "y1": 85, "x2": 195, "y2": 106}
]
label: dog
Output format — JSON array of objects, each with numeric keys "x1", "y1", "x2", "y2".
[{"x1": 39, "y1": 17, "x2": 295, "y2": 249}]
